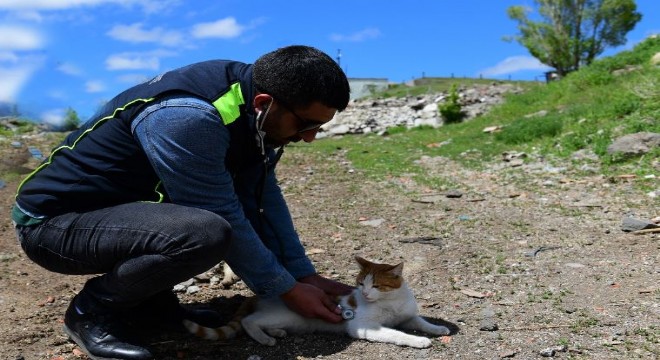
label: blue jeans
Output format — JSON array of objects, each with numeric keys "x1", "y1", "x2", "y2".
[{"x1": 16, "y1": 202, "x2": 232, "y2": 308}]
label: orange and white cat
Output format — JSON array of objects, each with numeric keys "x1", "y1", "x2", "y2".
[{"x1": 185, "y1": 256, "x2": 450, "y2": 348}]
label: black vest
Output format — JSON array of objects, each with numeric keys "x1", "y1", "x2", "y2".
[{"x1": 14, "y1": 60, "x2": 262, "y2": 221}]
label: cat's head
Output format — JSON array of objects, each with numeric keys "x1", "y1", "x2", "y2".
[{"x1": 354, "y1": 256, "x2": 404, "y2": 302}]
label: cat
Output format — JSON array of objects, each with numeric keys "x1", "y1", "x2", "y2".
[{"x1": 184, "y1": 256, "x2": 450, "y2": 348}]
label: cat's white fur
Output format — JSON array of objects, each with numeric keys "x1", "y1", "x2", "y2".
[{"x1": 240, "y1": 259, "x2": 450, "y2": 348}]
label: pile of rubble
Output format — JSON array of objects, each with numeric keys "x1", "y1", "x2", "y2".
[{"x1": 318, "y1": 82, "x2": 525, "y2": 137}]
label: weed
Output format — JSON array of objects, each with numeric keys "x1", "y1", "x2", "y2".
[{"x1": 572, "y1": 314, "x2": 599, "y2": 332}]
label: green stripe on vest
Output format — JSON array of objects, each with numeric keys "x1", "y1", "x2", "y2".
[{"x1": 213, "y1": 82, "x2": 245, "y2": 125}]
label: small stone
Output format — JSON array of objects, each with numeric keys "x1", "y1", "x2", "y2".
[
  {"x1": 565, "y1": 262, "x2": 586, "y2": 268},
  {"x1": 359, "y1": 218, "x2": 385, "y2": 227},
  {"x1": 479, "y1": 319, "x2": 499, "y2": 331},
  {"x1": 499, "y1": 350, "x2": 517, "y2": 358},
  {"x1": 445, "y1": 189, "x2": 463, "y2": 198},
  {"x1": 539, "y1": 347, "x2": 555, "y2": 357},
  {"x1": 186, "y1": 285, "x2": 201, "y2": 294}
]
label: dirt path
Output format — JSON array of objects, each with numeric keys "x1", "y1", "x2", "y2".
[{"x1": 0, "y1": 146, "x2": 658, "y2": 360}]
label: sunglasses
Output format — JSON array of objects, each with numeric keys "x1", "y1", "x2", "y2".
[{"x1": 275, "y1": 99, "x2": 326, "y2": 134}]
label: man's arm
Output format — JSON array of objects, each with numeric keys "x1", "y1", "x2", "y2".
[
  {"x1": 131, "y1": 96, "x2": 295, "y2": 298},
  {"x1": 259, "y1": 153, "x2": 353, "y2": 321}
]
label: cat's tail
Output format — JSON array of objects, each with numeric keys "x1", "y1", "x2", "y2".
[{"x1": 182, "y1": 296, "x2": 257, "y2": 341}]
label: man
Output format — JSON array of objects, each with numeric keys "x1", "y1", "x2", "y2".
[{"x1": 12, "y1": 45, "x2": 353, "y2": 360}]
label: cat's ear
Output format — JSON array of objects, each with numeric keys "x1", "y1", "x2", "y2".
[
  {"x1": 389, "y1": 263, "x2": 404, "y2": 277},
  {"x1": 355, "y1": 256, "x2": 369, "y2": 269}
]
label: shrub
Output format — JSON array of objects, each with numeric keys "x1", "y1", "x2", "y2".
[{"x1": 439, "y1": 84, "x2": 467, "y2": 124}]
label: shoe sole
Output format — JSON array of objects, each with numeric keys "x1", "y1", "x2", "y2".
[{"x1": 63, "y1": 324, "x2": 123, "y2": 360}]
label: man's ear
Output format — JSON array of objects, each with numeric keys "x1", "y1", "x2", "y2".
[{"x1": 254, "y1": 93, "x2": 273, "y2": 113}]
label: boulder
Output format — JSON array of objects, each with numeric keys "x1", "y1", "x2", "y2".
[{"x1": 607, "y1": 132, "x2": 660, "y2": 156}]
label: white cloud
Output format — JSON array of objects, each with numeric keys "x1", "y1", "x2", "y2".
[
  {"x1": 40, "y1": 108, "x2": 65, "y2": 127},
  {"x1": 106, "y1": 53, "x2": 160, "y2": 71},
  {"x1": 13, "y1": 10, "x2": 44, "y2": 22},
  {"x1": 116, "y1": 73, "x2": 150, "y2": 84},
  {"x1": 107, "y1": 23, "x2": 183, "y2": 47},
  {"x1": 105, "y1": 50, "x2": 176, "y2": 71},
  {"x1": 57, "y1": 62, "x2": 83, "y2": 76},
  {"x1": 85, "y1": 80, "x2": 105, "y2": 93},
  {"x1": 0, "y1": 0, "x2": 178, "y2": 13},
  {"x1": 0, "y1": 0, "x2": 110, "y2": 10},
  {"x1": 137, "y1": 0, "x2": 181, "y2": 14},
  {"x1": 0, "y1": 66, "x2": 33, "y2": 102},
  {"x1": 330, "y1": 28, "x2": 381, "y2": 42},
  {"x1": 0, "y1": 54, "x2": 44, "y2": 102},
  {"x1": 480, "y1": 56, "x2": 551, "y2": 77},
  {"x1": 0, "y1": 25, "x2": 44, "y2": 50},
  {"x1": 191, "y1": 17, "x2": 244, "y2": 39}
]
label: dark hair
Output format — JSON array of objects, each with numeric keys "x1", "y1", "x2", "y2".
[{"x1": 253, "y1": 45, "x2": 350, "y2": 111}]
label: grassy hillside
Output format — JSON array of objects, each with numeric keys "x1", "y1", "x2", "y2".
[{"x1": 292, "y1": 36, "x2": 659, "y2": 191}]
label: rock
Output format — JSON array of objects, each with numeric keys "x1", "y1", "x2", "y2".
[
  {"x1": 607, "y1": 132, "x2": 660, "y2": 157},
  {"x1": 621, "y1": 217, "x2": 659, "y2": 232},
  {"x1": 651, "y1": 52, "x2": 660, "y2": 66},
  {"x1": 539, "y1": 347, "x2": 555, "y2": 357},
  {"x1": 479, "y1": 319, "x2": 499, "y2": 331},
  {"x1": 359, "y1": 218, "x2": 385, "y2": 227},
  {"x1": 323, "y1": 83, "x2": 522, "y2": 136},
  {"x1": 445, "y1": 189, "x2": 463, "y2": 198},
  {"x1": 327, "y1": 124, "x2": 351, "y2": 135},
  {"x1": 186, "y1": 285, "x2": 201, "y2": 294},
  {"x1": 524, "y1": 110, "x2": 548, "y2": 118},
  {"x1": 480, "y1": 306, "x2": 498, "y2": 331}
]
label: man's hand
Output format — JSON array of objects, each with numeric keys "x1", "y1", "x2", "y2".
[
  {"x1": 280, "y1": 282, "x2": 344, "y2": 323},
  {"x1": 299, "y1": 274, "x2": 353, "y2": 296}
]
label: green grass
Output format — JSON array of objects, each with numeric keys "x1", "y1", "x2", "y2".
[{"x1": 291, "y1": 36, "x2": 660, "y2": 187}]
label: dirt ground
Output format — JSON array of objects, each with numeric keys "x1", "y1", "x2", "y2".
[{"x1": 0, "y1": 141, "x2": 658, "y2": 360}]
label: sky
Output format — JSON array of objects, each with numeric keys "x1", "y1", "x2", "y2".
[{"x1": 0, "y1": 0, "x2": 658, "y2": 125}]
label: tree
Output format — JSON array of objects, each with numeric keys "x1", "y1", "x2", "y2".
[
  {"x1": 62, "y1": 107, "x2": 81, "y2": 131},
  {"x1": 506, "y1": 0, "x2": 642, "y2": 77}
]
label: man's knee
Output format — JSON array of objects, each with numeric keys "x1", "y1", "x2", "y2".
[{"x1": 190, "y1": 210, "x2": 233, "y2": 260}]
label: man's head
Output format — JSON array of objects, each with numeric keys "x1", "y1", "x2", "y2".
[
  {"x1": 252, "y1": 45, "x2": 350, "y2": 147},
  {"x1": 253, "y1": 45, "x2": 350, "y2": 111}
]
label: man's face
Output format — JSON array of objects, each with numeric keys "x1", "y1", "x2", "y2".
[{"x1": 261, "y1": 100, "x2": 337, "y2": 147}]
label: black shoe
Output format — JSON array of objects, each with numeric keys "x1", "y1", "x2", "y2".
[
  {"x1": 125, "y1": 290, "x2": 224, "y2": 333},
  {"x1": 64, "y1": 294, "x2": 154, "y2": 360}
]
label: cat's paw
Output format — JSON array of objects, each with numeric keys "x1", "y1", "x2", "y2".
[
  {"x1": 254, "y1": 336, "x2": 277, "y2": 346},
  {"x1": 430, "y1": 325, "x2": 450, "y2": 336},
  {"x1": 265, "y1": 328, "x2": 287, "y2": 338},
  {"x1": 408, "y1": 336, "x2": 432, "y2": 348}
]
